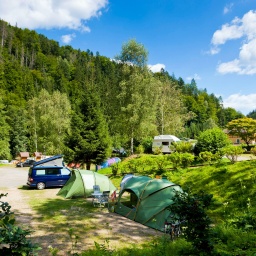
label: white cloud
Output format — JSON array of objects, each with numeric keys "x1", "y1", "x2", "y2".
[
  {"x1": 223, "y1": 3, "x2": 234, "y2": 15},
  {"x1": 186, "y1": 73, "x2": 201, "y2": 81},
  {"x1": 211, "y1": 21, "x2": 243, "y2": 46},
  {"x1": 210, "y1": 10, "x2": 256, "y2": 74},
  {"x1": 223, "y1": 93, "x2": 256, "y2": 114},
  {"x1": 61, "y1": 33, "x2": 76, "y2": 44},
  {"x1": 0, "y1": 0, "x2": 108, "y2": 31},
  {"x1": 148, "y1": 63, "x2": 166, "y2": 73}
]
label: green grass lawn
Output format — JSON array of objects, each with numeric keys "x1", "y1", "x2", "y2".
[{"x1": 7, "y1": 156, "x2": 256, "y2": 255}]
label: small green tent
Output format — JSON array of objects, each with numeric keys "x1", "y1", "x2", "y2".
[
  {"x1": 114, "y1": 175, "x2": 183, "y2": 232},
  {"x1": 57, "y1": 169, "x2": 116, "y2": 198}
]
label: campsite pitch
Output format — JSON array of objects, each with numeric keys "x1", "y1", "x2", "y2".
[{"x1": 4, "y1": 186, "x2": 162, "y2": 255}]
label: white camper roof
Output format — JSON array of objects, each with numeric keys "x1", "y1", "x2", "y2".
[{"x1": 153, "y1": 135, "x2": 180, "y2": 141}]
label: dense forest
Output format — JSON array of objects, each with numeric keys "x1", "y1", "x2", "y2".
[{"x1": 0, "y1": 20, "x2": 245, "y2": 167}]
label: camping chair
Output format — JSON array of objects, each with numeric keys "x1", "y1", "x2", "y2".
[
  {"x1": 93, "y1": 185, "x2": 100, "y2": 194},
  {"x1": 92, "y1": 190, "x2": 110, "y2": 208},
  {"x1": 92, "y1": 185, "x2": 102, "y2": 206}
]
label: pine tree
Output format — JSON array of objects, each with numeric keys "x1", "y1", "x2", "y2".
[{"x1": 67, "y1": 89, "x2": 111, "y2": 170}]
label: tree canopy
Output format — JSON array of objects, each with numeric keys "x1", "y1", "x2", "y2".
[
  {"x1": 0, "y1": 19, "x2": 246, "y2": 162},
  {"x1": 226, "y1": 117, "x2": 256, "y2": 149}
]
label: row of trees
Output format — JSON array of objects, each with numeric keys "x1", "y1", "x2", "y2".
[{"x1": 0, "y1": 20, "x2": 246, "y2": 168}]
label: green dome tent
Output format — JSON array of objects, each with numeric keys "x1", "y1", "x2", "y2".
[
  {"x1": 114, "y1": 175, "x2": 183, "y2": 232},
  {"x1": 57, "y1": 169, "x2": 116, "y2": 199}
]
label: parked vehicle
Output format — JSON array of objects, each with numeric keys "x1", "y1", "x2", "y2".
[
  {"x1": 26, "y1": 155, "x2": 71, "y2": 190},
  {"x1": 16, "y1": 159, "x2": 36, "y2": 167}
]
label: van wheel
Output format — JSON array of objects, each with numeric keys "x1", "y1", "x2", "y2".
[{"x1": 37, "y1": 182, "x2": 45, "y2": 190}]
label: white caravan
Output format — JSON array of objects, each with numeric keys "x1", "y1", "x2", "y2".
[{"x1": 152, "y1": 135, "x2": 181, "y2": 154}]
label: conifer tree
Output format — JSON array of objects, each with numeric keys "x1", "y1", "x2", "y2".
[{"x1": 66, "y1": 89, "x2": 111, "y2": 170}]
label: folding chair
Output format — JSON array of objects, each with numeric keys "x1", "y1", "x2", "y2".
[
  {"x1": 92, "y1": 185, "x2": 102, "y2": 207},
  {"x1": 100, "y1": 191, "x2": 110, "y2": 208},
  {"x1": 92, "y1": 190, "x2": 110, "y2": 208},
  {"x1": 93, "y1": 185, "x2": 100, "y2": 194}
]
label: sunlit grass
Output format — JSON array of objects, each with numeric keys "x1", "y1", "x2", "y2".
[{"x1": 16, "y1": 156, "x2": 256, "y2": 254}]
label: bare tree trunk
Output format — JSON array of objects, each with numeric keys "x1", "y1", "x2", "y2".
[{"x1": 131, "y1": 129, "x2": 134, "y2": 155}]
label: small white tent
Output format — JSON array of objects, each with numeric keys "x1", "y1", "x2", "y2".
[{"x1": 152, "y1": 135, "x2": 180, "y2": 153}]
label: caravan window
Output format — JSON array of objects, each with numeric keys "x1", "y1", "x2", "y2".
[
  {"x1": 119, "y1": 190, "x2": 138, "y2": 208},
  {"x1": 162, "y1": 141, "x2": 169, "y2": 146}
]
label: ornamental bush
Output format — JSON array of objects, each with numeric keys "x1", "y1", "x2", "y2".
[
  {"x1": 222, "y1": 145, "x2": 245, "y2": 164},
  {"x1": 194, "y1": 128, "x2": 230, "y2": 156}
]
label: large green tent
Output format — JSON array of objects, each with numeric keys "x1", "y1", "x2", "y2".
[
  {"x1": 57, "y1": 169, "x2": 116, "y2": 198},
  {"x1": 114, "y1": 175, "x2": 183, "y2": 232}
]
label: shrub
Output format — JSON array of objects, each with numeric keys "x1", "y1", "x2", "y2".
[
  {"x1": 168, "y1": 191, "x2": 214, "y2": 254},
  {"x1": 172, "y1": 141, "x2": 193, "y2": 153},
  {"x1": 194, "y1": 128, "x2": 230, "y2": 156},
  {"x1": 153, "y1": 155, "x2": 169, "y2": 175},
  {"x1": 153, "y1": 146, "x2": 162, "y2": 155},
  {"x1": 198, "y1": 151, "x2": 222, "y2": 164},
  {"x1": 250, "y1": 146, "x2": 256, "y2": 156},
  {"x1": 111, "y1": 163, "x2": 119, "y2": 176},
  {"x1": 198, "y1": 151, "x2": 214, "y2": 164},
  {"x1": 222, "y1": 145, "x2": 245, "y2": 164},
  {"x1": 135, "y1": 145, "x2": 144, "y2": 154},
  {"x1": 180, "y1": 153, "x2": 195, "y2": 168},
  {"x1": 168, "y1": 152, "x2": 194, "y2": 169},
  {"x1": 0, "y1": 193, "x2": 41, "y2": 255},
  {"x1": 141, "y1": 137, "x2": 153, "y2": 153},
  {"x1": 168, "y1": 152, "x2": 182, "y2": 169}
]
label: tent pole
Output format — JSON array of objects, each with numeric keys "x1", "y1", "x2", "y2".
[{"x1": 132, "y1": 180, "x2": 153, "y2": 220}]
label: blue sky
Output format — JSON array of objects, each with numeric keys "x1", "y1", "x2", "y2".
[{"x1": 1, "y1": 0, "x2": 256, "y2": 115}]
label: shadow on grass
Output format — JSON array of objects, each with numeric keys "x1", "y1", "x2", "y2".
[{"x1": 18, "y1": 193, "x2": 161, "y2": 254}]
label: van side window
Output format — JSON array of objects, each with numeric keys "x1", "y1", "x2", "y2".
[
  {"x1": 61, "y1": 168, "x2": 70, "y2": 175},
  {"x1": 36, "y1": 170, "x2": 46, "y2": 175},
  {"x1": 162, "y1": 141, "x2": 169, "y2": 146},
  {"x1": 46, "y1": 169, "x2": 60, "y2": 175}
]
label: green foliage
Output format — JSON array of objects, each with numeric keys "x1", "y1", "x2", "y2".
[
  {"x1": 168, "y1": 152, "x2": 181, "y2": 169},
  {"x1": 0, "y1": 19, "x2": 241, "y2": 164},
  {"x1": 27, "y1": 89, "x2": 71, "y2": 154},
  {"x1": 153, "y1": 154, "x2": 169, "y2": 174},
  {"x1": 135, "y1": 144, "x2": 144, "y2": 154},
  {"x1": 156, "y1": 74, "x2": 191, "y2": 135},
  {"x1": 115, "y1": 39, "x2": 148, "y2": 67},
  {"x1": 168, "y1": 152, "x2": 195, "y2": 169},
  {"x1": 247, "y1": 109, "x2": 256, "y2": 119},
  {"x1": 140, "y1": 137, "x2": 153, "y2": 153},
  {"x1": 172, "y1": 141, "x2": 193, "y2": 153},
  {"x1": 169, "y1": 191, "x2": 214, "y2": 254},
  {"x1": 110, "y1": 163, "x2": 119, "y2": 176},
  {"x1": 212, "y1": 224, "x2": 256, "y2": 255},
  {"x1": 0, "y1": 96, "x2": 11, "y2": 159},
  {"x1": 250, "y1": 146, "x2": 256, "y2": 156},
  {"x1": 66, "y1": 89, "x2": 112, "y2": 169},
  {"x1": 0, "y1": 193, "x2": 41, "y2": 255},
  {"x1": 153, "y1": 146, "x2": 162, "y2": 155},
  {"x1": 226, "y1": 117, "x2": 256, "y2": 149},
  {"x1": 194, "y1": 127, "x2": 230, "y2": 155},
  {"x1": 116, "y1": 67, "x2": 158, "y2": 154},
  {"x1": 198, "y1": 151, "x2": 215, "y2": 164},
  {"x1": 222, "y1": 145, "x2": 245, "y2": 163},
  {"x1": 180, "y1": 153, "x2": 195, "y2": 168}
]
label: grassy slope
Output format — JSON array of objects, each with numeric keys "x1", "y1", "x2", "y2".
[
  {"x1": 99, "y1": 158, "x2": 256, "y2": 223},
  {"x1": 168, "y1": 160, "x2": 256, "y2": 223}
]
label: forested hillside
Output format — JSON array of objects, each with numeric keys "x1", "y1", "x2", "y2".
[{"x1": 0, "y1": 20, "x2": 244, "y2": 165}]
